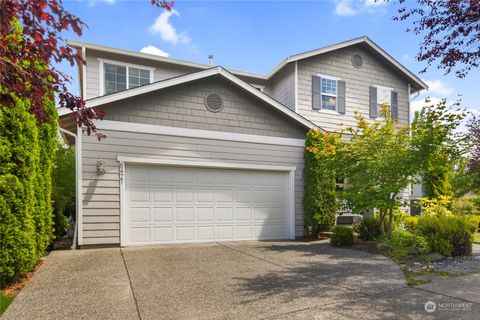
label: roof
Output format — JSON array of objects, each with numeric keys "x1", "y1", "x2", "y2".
[
  {"x1": 67, "y1": 40, "x2": 268, "y2": 81},
  {"x1": 58, "y1": 66, "x2": 318, "y2": 130},
  {"x1": 68, "y1": 36, "x2": 427, "y2": 92}
]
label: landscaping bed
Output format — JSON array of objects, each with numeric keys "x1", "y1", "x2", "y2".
[{"x1": 0, "y1": 259, "x2": 44, "y2": 316}]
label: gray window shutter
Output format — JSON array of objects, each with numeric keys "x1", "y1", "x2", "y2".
[
  {"x1": 312, "y1": 75, "x2": 321, "y2": 110},
  {"x1": 391, "y1": 90, "x2": 398, "y2": 119},
  {"x1": 337, "y1": 80, "x2": 346, "y2": 114},
  {"x1": 369, "y1": 86, "x2": 377, "y2": 118}
]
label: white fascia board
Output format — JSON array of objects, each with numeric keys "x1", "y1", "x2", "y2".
[
  {"x1": 67, "y1": 40, "x2": 267, "y2": 81},
  {"x1": 117, "y1": 156, "x2": 296, "y2": 172},
  {"x1": 94, "y1": 119, "x2": 306, "y2": 147}
]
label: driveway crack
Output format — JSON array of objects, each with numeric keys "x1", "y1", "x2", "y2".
[{"x1": 120, "y1": 248, "x2": 143, "y2": 320}]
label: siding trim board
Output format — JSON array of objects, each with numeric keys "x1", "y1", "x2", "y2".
[{"x1": 94, "y1": 120, "x2": 306, "y2": 147}]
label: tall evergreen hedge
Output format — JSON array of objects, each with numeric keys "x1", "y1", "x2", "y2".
[
  {"x1": 0, "y1": 93, "x2": 58, "y2": 285},
  {"x1": 303, "y1": 130, "x2": 340, "y2": 238}
]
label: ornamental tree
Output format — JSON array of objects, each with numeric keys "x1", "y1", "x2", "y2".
[
  {"x1": 340, "y1": 105, "x2": 415, "y2": 234},
  {"x1": 0, "y1": 0, "x2": 173, "y2": 139},
  {"x1": 411, "y1": 98, "x2": 469, "y2": 198},
  {"x1": 393, "y1": 0, "x2": 480, "y2": 78}
]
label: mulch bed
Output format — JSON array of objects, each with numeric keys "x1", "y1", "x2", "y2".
[{"x1": 3, "y1": 259, "x2": 44, "y2": 297}]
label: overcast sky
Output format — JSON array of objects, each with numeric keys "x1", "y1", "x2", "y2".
[{"x1": 58, "y1": 0, "x2": 480, "y2": 122}]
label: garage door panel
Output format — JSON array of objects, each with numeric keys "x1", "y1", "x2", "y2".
[
  {"x1": 197, "y1": 207, "x2": 214, "y2": 221},
  {"x1": 153, "y1": 207, "x2": 172, "y2": 222},
  {"x1": 125, "y1": 165, "x2": 291, "y2": 245},
  {"x1": 217, "y1": 225, "x2": 234, "y2": 239},
  {"x1": 152, "y1": 188, "x2": 172, "y2": 202},
  {"x1": 176, "y1": 207, "x2": 194, "y2": 222},
  {"x1": 176, "y1": 226, "x2": 194, "y2": 240},
  {"x1": 129, "y1": 187, "x2": 150, "y2": 202},
  {"x1": 236, "y1": 207, "x2": 252, "y2": 220},
  {"x1": 217, "y1": 207, "x2": 234, "y2": 221},
  {"x1": 235, "y1": 190, "x2": 251, "y2": 203},
  {"x1": 197, "y1": 189, "x2": 215, "y2": 202},
  {"x1": 176, "y1": 188, "x2": 194, "y2": 202},
  {"x1": 130, "y1": 227, "x2": 150, "y2": 243},
  {"x1": 197, "y1": 226, "x2": 214, "y2": 240},
  {"x1": 217, "y1": 189, "x2": 234, "y2": 202},
  {"x1": 130, "y1": 207, "x2": 150, "y2": 223},
  {"x1": 153, "y1": 227, "x2": 173, "y2": 241}
]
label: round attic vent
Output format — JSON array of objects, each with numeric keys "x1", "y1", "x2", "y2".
[
  {"x1": 351, "y1": 54, "x2": 363, "y2": 68},
  {"x1": 204, "y1": 93, "x2": 224, "y2": 113}
]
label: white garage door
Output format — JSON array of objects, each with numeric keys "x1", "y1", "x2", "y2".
[{"x1": 124, "y1": 165, "x2": 292, "y2": 245}]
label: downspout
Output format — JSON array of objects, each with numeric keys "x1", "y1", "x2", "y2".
[{"x1": 58, "y1": 127, "x2": 78, "y2": 250}]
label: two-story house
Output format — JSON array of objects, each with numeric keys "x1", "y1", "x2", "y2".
[{"x1": 59, "y1": 36, "x2": 427, "y2": 247}]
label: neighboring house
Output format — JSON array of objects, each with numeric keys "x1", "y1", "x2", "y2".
[{"x1": 59, "y1": 36, "x2": 427, "y2": 247}]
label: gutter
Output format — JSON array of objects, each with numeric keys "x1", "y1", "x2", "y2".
[{"x1": 58, "y1": 127, "x2": 78, "y2": 250}]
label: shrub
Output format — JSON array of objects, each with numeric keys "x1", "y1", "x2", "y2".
[
  {"x1": 303, "y1": 130, "x2": 341, "y2": 237},
  {"x1": 403, "y1": 216, "x2": 419, "y2": 234},
  {"x1": 354, "y1": 216, "x2": 381, "y2": 241},
  {"x1": 383, "y1": 229, "x2": 429, "y2": 259},
  {"x1": 417, "y1": 215, "x2": 473, "y2": 257},
  {"x1": 417, "y1": 196, "x2": 452, "y2": 217},
  {"x1": 451, "y1": 198, "x2": 479, "y2": 216},
  {"x1": 331, "y1": 226, "x2": 355, "y2": 247},
  {"x1": 0, "y1": 93, "x2": 57, "y2": 284},
  {"x1": 466, "y1": 215, "x2": 480, "y2": 233}
]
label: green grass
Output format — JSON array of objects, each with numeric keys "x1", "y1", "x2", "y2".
[
  {"x1": 474, "y1": 233, "x2": 480, "y2": 244},
  {"x1": 0, "y1": 292, "x2": 14, "y2": 316}
]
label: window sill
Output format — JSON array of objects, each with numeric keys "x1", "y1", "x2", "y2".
[{"x1": 314, "y1": 109, "x2": 341, "y2": 115}]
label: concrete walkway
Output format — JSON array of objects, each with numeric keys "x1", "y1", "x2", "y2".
[{"x1": 2, "y1": 241, "x2": 479, "y2": 319}]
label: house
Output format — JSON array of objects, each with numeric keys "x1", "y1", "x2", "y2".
[{"x1": 58, "y1": 36, "x2": 427, "y2": 247}]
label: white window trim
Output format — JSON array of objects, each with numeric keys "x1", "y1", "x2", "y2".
[
  {"x1": 317, "y1": 74, "x2": 339, "y2": 113},
  {"x1": 374, "y1": 84, "x2": 395, "y2": 118},
  {"x1": 98, "y1": 58, "x2": 155, "y2": 96},
  {"x1": 117, "y1": 157, "x2": 296, "y2": 247}
]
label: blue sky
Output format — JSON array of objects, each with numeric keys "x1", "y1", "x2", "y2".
[{"x1": 59, "y1": 0, "x2": 479, "y2": 118}]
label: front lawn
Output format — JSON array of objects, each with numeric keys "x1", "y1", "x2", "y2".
[{"x1": 0, "y1": 292, "x2": 14, "y2": 316}]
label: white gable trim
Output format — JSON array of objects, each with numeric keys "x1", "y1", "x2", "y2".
[
  {"x1": 59, "y1": 67, "x2": 317, "y2": 130},
  {"x1": 94, "y1": 119, "x2": 306, "y2": 147}
]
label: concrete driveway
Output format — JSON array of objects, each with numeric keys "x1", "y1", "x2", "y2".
[{"x1": 2, "y1": 241, "x2": 479, "y2": 319}]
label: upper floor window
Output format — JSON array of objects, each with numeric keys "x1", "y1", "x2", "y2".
[
  {"x1": 101, "y1": 60, "x2": 154, "y2": 95},
  {"x1": 321, "y1": 77, "x2": 337, "y2": 111},
  {"x1": 376, "y1": 85, "x2": 392, "y2": 115}
]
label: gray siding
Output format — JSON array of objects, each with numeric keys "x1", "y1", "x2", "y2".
[
  {"x1": 266, "y1": 63, "x2": 296, "y2": 111},
  {"x1": 296, "y1": 46, "x2": 410, "y2": 132},
  {"x1": 99, "y1": 77, "x2": 306, "y2": 139},
  {"x1": 81, "y1": 129, "x2": 305, "y2": 245}
]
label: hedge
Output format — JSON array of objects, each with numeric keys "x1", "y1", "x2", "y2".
[
  {"x1": 0, "y1": 93, "x2": 58, "y2": 285},
  {"x1": 303, "y1": 130, "x2": 340, "y2": 238}
]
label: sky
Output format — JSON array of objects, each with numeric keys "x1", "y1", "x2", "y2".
[{"x1": 58, "y1": 0, "x2": 480, "y2": 122}]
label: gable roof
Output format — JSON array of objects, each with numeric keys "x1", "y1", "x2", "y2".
[
  {"x1": 68, "y1": 36, "x2": 427, "y2": 92},
  {"x1": 58, "y1": 66, "x2": 318, "y2": 130},
  {"x1": 267, "y1": 36, "x2": 428, "y2": 92}
]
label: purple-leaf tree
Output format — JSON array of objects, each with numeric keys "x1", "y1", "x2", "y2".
[
  {"x1": 0, "y1": 0, "x2": 173, "y2": 139},
  {"x1": 394, "y1": 0, "x2": 480, "y2": 78}
]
